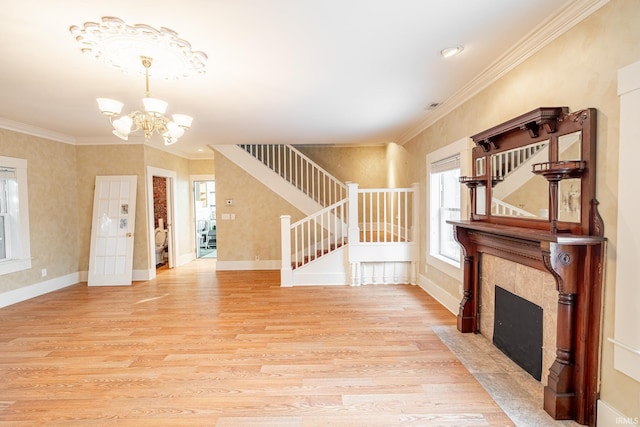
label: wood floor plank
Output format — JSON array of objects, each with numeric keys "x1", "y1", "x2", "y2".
[{"x1": 0, "y1": 261, "x2": 515, "y2": 426}]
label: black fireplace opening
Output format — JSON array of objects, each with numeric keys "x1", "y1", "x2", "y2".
[{"x1": 493, "y1": 285, "x2": 543, "y2": 380}]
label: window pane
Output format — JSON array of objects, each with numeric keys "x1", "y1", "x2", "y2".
[
  {"x1": 0, "y1": 215, "x2": 5, "y2": 259},
  {"x1": 438, "y1": 169, "x2": 461, "y2": 262}
]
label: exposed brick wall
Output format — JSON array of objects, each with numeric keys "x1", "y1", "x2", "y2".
[{"x1": 153, "y1": 176, "x2": 167, "y2": 229}]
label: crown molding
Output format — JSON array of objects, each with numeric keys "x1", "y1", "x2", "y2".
[
  {"x1": 0, "y1": 118, "x2": 76, "y2": 145},
  {"x1": 396, "y1": 0, "x2": 610, "y2": 145},
  {"x1": 0, "y1": 118, "x2": 213, "y2": 160}
]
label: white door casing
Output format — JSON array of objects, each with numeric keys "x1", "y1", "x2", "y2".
[
  {"x1": 147, "y1": 166, "x2": 177, "y2": 279},
  {"x1": 88, "y1": 175, "x2": 137, "y2": 286}
]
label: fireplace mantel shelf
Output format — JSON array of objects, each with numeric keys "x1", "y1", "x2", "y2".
[{"x1": 448, "y1": 220, "x2": 604, "y2": 245}]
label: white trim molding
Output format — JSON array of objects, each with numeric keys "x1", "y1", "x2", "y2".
[
  {"x1": 0, "y1": 273, "x2": 79, "y2": 308},
  {"x1": 613, "y1": 59, "x2": 640, "y2": 383},
  {"x1": 416, "y1": 273, "x2": 460, "y2": 316},
  {"x1": 598, "y1": 400, "x2": 639, "y2": 427},
  {"x1": 397, "y1": 0, "x2": 610, "y2": 145}
]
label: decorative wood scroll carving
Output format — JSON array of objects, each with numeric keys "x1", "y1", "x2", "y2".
[{"x1": 450, "y1": 107, "x2": 605, "y2": 426}]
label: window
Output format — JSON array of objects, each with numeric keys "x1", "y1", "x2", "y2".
[
  {"x1": 0, "y1": 156, "x2": 31, "y2": 276},
  {"x1": 426, "y1": 138, "x2": 472, "y2": 277},
  {"x1": 429, "y1": 155, "x2": 461, "y2": 266}
]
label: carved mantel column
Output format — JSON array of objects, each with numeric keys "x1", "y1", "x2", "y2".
[
  {"x1": 541, "y1": 242, "x2": 580, "y2": 420},
  {"x1": 452, "y1": 225, "x2": 476, "y2": 333}
]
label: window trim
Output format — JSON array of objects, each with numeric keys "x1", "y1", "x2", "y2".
[
  {"x1": 0, "y1": 156, "x2": 32, "y2": 276},
  {"x1": 426, "y1": 137, "x2": 473, "y2": 280}
]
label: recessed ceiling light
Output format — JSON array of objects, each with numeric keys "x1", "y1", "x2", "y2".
[{"x1": 440, "y1": 45, "x2": 464, "y2": 58}]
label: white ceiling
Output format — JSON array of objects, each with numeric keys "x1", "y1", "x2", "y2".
[{"x1": 0, "y1": 0, "x2": 602, "y2": 159}]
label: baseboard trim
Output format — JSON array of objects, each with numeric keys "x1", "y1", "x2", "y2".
[
  {"x1": 416, "y1": 274, "x2": 460, "y2": 315},
  {"x1": 0, "y1": 273, "x2": 80, "y2": 308},
  {"x1": 597, "y1": 399, "x2": 639, "y2": 426},
  {"x1": 291, "y1": 272, "x2": 348, "y2": 286},
  {"x1": 216, "y1": 260, "x2": 280, "y2": 271}
]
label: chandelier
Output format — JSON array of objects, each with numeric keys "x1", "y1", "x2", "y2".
[
  {"x1": 70, "y1": 16, "x2": 207, "y2": 145},
  {"x1": 97, "y1": 56, "x2": 192, "y2": 145}
]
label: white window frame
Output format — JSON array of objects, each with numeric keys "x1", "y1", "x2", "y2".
[
  {"x1": 0, "y1": 156, "x2": 32, "y2": 276},
  {"x1": 426, "y1": 138, "x2": 473, "y2": 280}
]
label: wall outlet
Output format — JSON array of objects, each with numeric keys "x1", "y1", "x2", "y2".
[{"x1": 41, "y1": 268, "x2": 47, "y2": 277}]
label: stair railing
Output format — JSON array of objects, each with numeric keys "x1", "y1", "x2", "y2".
[
  {"x1": 239, "y1": 144, "x2": 347, "y2": 207},
  {"x1": 357, "y1": 187, "x2": 416, "y2": 243},
  {"x1": 491, "y1": 142, "x2": 548, "y2": 178},
  {"x1": 491, "y1": 198, "x2": 536, "y2": 217},
  {"x1": 281, "y1": 198, "x2": 348, "y2": 272}
]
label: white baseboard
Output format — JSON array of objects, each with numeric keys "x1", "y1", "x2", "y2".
[
  {"x1": 416, "y1": 273, "x2": 460, "y2": 315},
  {"x1": 177, "y1": 252, "x2": 195, "y2": 267},
  {"x1": 291, "y1": 272, "x2": 348, "y2": 286},
  {"x1": 597, "y1": 399, "x2": 639, "y2": 426},
  {"x1": 216, "y1": 260, "x2": 280, "y2": 270},
  {"x1": 0, "y1": 273, "x2": 80, "y2": 308},
  {"x1": 80, "y1": 270, "x2": 152, "y2": 283}
]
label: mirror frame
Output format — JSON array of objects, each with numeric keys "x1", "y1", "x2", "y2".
[{"x1": 465, "y1": 107, "x2": 597, "y2": 235}]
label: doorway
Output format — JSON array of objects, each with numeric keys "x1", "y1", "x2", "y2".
[
  {"x1": 147, "y1": 166, "x2": 176, "y2": 279},
  {"x1": 194, "y1": 180, "x2": 216, "y2": 258},
  {"x1": 152, "y1": 176, "x2": 169, "y2": 268}
]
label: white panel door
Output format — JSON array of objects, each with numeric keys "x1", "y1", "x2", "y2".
[{"x1": 88, "y1": 175, "x2": 137, "y2": 286}]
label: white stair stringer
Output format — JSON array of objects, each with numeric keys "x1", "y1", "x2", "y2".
[
  {"x1": 210, "y1": 144, "x2": 323, "y2": 216},
  {"x1": 290, "y1": 245, "x2": 350, "y2": 286}
]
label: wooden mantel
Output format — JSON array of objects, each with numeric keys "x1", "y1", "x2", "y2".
[{"x1": 449, "y1": 219, "x2": 605, "y2": 425}]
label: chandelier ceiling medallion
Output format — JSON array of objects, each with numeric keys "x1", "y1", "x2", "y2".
[{"x1": 69, "y1": 17, "x2": 207, "y2": 145}]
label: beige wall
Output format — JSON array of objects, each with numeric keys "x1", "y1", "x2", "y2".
[
  {"x1": 0, "y1": 136, "x2": 206, "y2": 294},
  {"x1": 76, "y1": 145, "x2": 147, "y2": 270},
  {"x1": 0, "y1": 130, "x2": 80, "y2": 293},
  {"x1": 188, "y1": 158, "x2": 216, "y2": 175},
  {"x1": 214, "y1": 153, "x2": 306, "y2": 263},
  {"x1": 402, "y1": 0, "x2": 640, "y2": 418},
  {"x1": 295, "y1": 144, "x2": 384, "y2": 188}
]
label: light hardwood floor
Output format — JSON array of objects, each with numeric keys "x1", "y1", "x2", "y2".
[{"x1": 0, "y1": 260, "x2": 514, "y2": 426}]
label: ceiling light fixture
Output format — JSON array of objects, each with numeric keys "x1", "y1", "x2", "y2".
[
  {"x1": 70, "y1": 17, "x2": 207, "y2": 79},
  {"x1": 440, "y1": 45, "x2": 464, "y2": 58},
  {"x1": 97, "y1": 56, "x2": 192, "y2": 145},
  {"x1": 70, "y1": 17, "x2": 207, "y2": 144}
]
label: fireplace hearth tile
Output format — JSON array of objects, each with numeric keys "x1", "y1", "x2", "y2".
[{"x1": 433, "y1": 325, "x2": 580, "y2": 426}]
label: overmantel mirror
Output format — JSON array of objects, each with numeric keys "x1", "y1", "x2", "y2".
[{"x1": 460, "y1": 107, "x2": 599, "y2": 236}]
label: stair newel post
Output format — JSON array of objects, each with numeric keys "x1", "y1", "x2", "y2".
[
  {"x1": 347, "y1": 182, "x2": 360, "y2": 244},
  {"x1": 347, "y1": 182, "x2": 361, "y2": 286},
  {"x1": 411, "y1": 182, "x2": 419, "y2": 243},
  {"x1": 280, "y1": 215, "x2": 293, "y2": 287}
]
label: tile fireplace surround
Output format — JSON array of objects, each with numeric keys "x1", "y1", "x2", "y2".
[{"x1": 479, "y1": 253, "x2": 558, "y2": 388}]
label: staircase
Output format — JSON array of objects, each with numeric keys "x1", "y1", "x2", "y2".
[
  {"x1": 490, "y1": 142, "x2": 549, "y2": 216},
  {"x1": 211, "y1": 144, "x2": 418, "y2": 287}
]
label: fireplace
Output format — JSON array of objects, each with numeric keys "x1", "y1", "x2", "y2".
[
  {"x1": 478, "y1": 253, "x2": 558, "y2": 386},
  {"x1": 493, "y1": 285, "x2": 543, "y2": 380},
  {"x1": 450, "y1": 107, "x2": 605, "y2": 425},
  {"x1": 449, "y1": 221, "x2": 605, "y2": 425}
]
